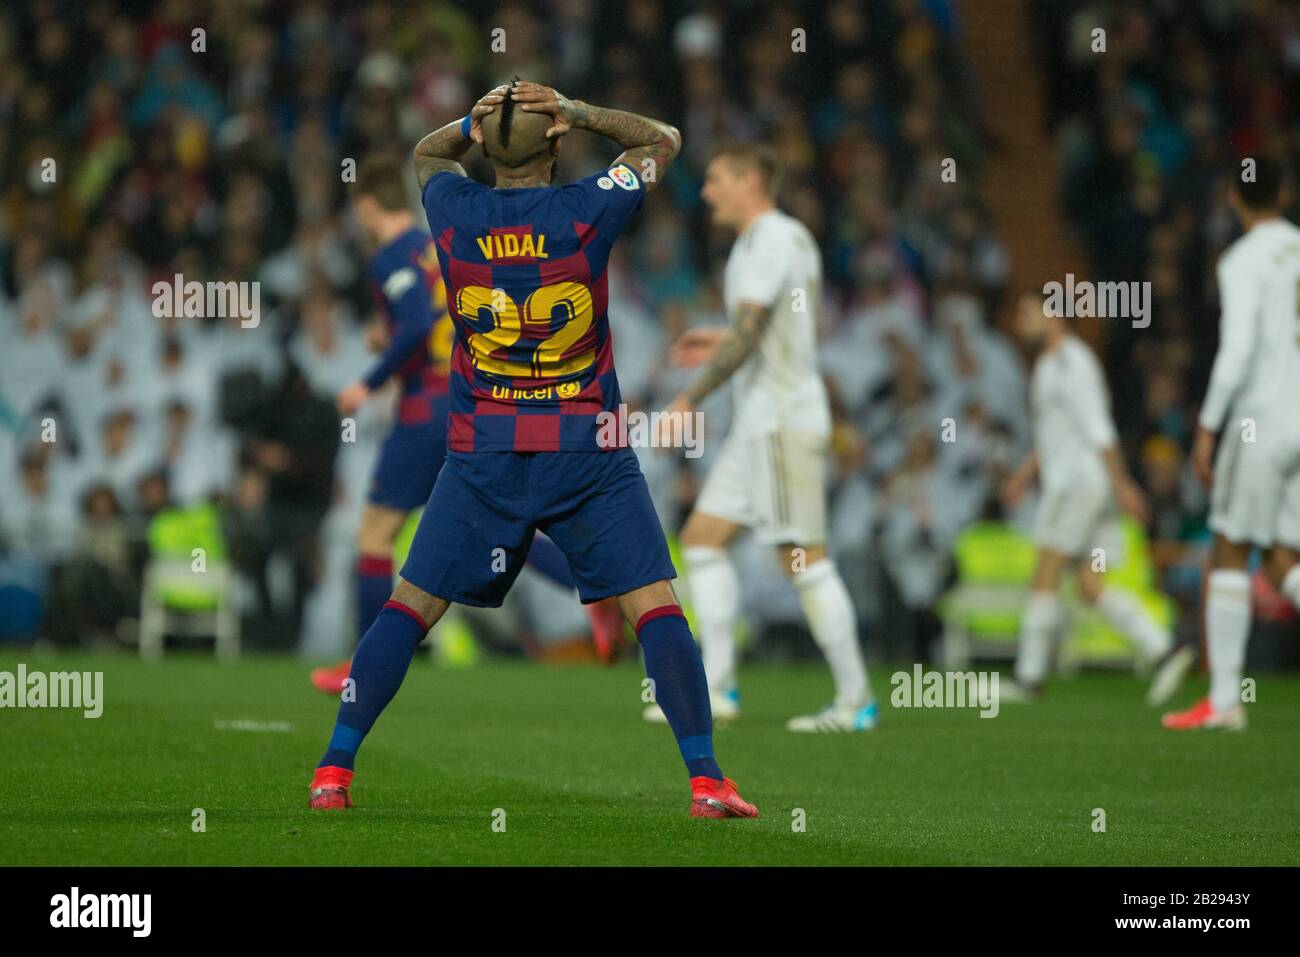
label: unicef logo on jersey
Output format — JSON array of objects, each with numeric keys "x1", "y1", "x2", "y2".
[{"x1": 487, "y1": 377, "x2": 585, "y2": 403}]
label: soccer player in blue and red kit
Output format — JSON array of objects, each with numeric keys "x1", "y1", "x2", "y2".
[
  {"x1": 310, "y1": 156, "x2": 626, "y2": 696},
  {"x1": 308, "y1": 82, "x2": 758, "y2": 818},
  {"x1": 308, "y1": 155, "x2": 453, "y2": 697}
]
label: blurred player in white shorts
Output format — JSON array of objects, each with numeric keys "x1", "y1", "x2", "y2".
[
  {"x1": 1001, "y1": 293, "x2": 1192, "y2": 703},
  {"x1": 651, "y1": 143, "x2": 876, "y2": 733},
  {"x1": 1166, "y1": 158, "x2": 1300, "y2": 731}
]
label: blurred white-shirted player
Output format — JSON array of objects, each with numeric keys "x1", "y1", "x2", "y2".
[
  {"x1": 1166, "y1": 159, "x2": 1300, "y2": 730},
  {"x1": 650, "y1": 144, "x2": 875, "y2": 732},
  {"x1": 1001, "y1": 292, "x2": 1193, "y2": 703}
]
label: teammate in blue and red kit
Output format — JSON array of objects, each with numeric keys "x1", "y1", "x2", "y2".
[
  {"x1": 308, "y1": 155, "x2": 454, "y2": 696},
  {"x1": 308, "y1": 82, "x2": 757, "y2": 819},
  {"x1": 310, "y1": 155, "x2": 623, "y2": 696}
]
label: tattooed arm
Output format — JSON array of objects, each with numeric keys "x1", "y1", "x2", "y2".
[
  {"x1": 511, "y1": 81, "x2": 680, "y2": 191},
  {"x1": 681, "y1": 301, "x2": 774, "y2": 406},
  {"x1": 572, "y1": 102, "x2": 680, "y2": 191},
  {"x1": 413, "y1": 121, "x2": 471, "y2": 188},
  {"x1": 655, "y1": 301, "x2": 771, "y2": 449},
  {"x1": 413, "y1": 86, "x2": 508, "y2": 188}
]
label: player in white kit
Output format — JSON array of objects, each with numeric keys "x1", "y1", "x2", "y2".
[
  {"x1": 1165, "y1": 159, "x2": 1300, "y2": 731},
  {"x1": 1001, "y1": 292, "x2": 1193, "y2": 703},
  {"x1": 648, "y1": 144, "x2": 876, "y2": 732}
]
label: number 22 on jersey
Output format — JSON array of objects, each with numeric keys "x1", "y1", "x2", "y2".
[{"x1": 456, "y1": 282, "x2": 595, "y2": 379}]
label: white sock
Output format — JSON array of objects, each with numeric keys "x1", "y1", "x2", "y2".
[
  {"x1": 1280, "y1": 563, "x2": 1300, "y2": 610},
  {"x1": 793, "y1": 560, "x2": 870, "y2": 709},
  {"x1": 1206, "y1": 569, "x2": 1251, "y2": 713},
  {"x1": 1015, "y1": 591, "x2": 1059, "y2": 687},
  {"x1": 683, "y1": 546, "x2": 740, "y2": 698},
  {"x1": 1096, "y1": 587, "x2": 1172, "y2": 663}
]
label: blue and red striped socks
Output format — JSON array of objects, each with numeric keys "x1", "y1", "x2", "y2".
[
  {"x1": 356, "y1": 555, "x2": 394, "y2": 639},
  {"x1": 321, "y1": 597, "x2": 722, "y2": 782},
  {"x1": 319, "y1": 600, "x2": 428, "y2": 771},
  {"x1": 636, "y1": 604, "x2": 723, "y2": 781}
]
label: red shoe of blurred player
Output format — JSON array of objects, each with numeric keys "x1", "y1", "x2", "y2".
[
  {"x1": 690, "y1": 776, "x2": 759, "y2": 819},
  {"x1": 1161, "y1": 695, "x2": 1247, "y2": 731},
  {"x1": 310, "y1": 659, "x2": 351, "y2": 696},
  {"x1": 586, "y1": 597, "x2": 626, "y2": 664},
  {"x1": 309, "y1": 766, "x2": 354, "y2": 810}
]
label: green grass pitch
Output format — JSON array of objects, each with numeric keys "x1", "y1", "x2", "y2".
[{"x1": 3, "y1": 651, "x2": 1298, "y2": 866}]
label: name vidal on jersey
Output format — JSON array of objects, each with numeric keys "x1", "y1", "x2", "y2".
[{"x1": 476, "y1": 232, "x2": 548, "y2": 260}]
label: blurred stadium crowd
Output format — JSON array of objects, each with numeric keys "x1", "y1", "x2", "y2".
[{"x1": 0, "y1": 0, "x2": 1292, "y2": 661}]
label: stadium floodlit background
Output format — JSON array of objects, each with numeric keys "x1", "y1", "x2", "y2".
[{"x1": 3, "y1": 0, "x2": 1299, "y2": 668}]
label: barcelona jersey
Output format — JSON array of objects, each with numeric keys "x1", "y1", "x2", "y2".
[
  {"x1": 420, "y1": 162, "x2": 646, "y2": 451},
  {"x1": 363, "y1": 227, "x2": 454, "y2": 425}
]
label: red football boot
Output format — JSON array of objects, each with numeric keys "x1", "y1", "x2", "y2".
[
  {"x1": 310, "y1": 659, "x2": 351, "y2": 696},
  {"x1": 1161, "y1": 695, "x2": 1247, "y2": 731},
  {"x1": 309, "y1": 766, "x2": 354, "y2": 810},
  {"x1": 586, "y1": 598, "x2": 626, "y2": 664},
  {"x1": 690, "y1": 776, "x2": 759, "y2": 819}
]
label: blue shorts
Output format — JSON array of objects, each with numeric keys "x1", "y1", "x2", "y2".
[
  {"x1": 367, "y1": 409, "x2": 449, "y2": 511},
  {"x1": 399, "y1": 448, "x2": 676, "y2": 606}
]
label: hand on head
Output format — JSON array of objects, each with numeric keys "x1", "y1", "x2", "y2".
[
  {"x1": 468, "y1": 85, "x2": 509, "y2": 145},
  {"x1": 508, "y1": 80, "x2": 575, "y2": 140}
]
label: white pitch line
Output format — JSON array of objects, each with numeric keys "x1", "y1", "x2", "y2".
[{"x1": 213, "y1": 719, "x2": 295, "y2": 733}]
